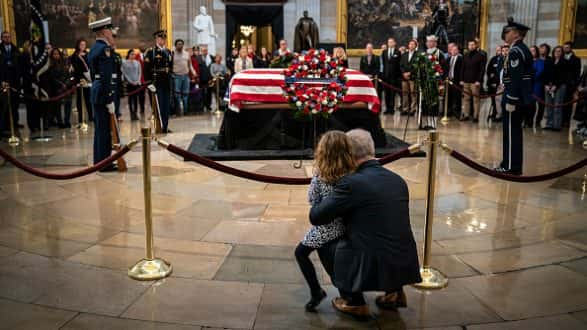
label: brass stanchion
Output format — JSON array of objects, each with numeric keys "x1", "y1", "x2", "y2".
[
  {"x1": 212, "y1": 75, "x2": 224, "y2": 116},
  {"x1": 128, "y1": 127, "x2": 172, "y2": 281},
  {"x1": 440, "y1": 80, "x2": 450, "y2": 125},
  {"x1": 79, "y1": 83, "x2": 89, "y2": 133},
  {"x1": 413, "y1": 131, "x2": 448, "y2": 290},
  {"x1": 4, "y1": 86, "x2": 20, "y2": 147}
]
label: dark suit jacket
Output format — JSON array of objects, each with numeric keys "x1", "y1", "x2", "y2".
[
  {"x1": 0, "y1": 42, "x2": 20, "y2": 87},
  {"x1": 400, "y1": 51, "x2": 418, "y2": 80},
  {"x1": 359, "y1": 54, "x2": 381, "y2": 78},
  {"x1": 447, "y1": 54, "x2": 463, "y2": 84},
  {"x1": 196, "y1": 54, "x2": 214, "y2": 83},
  {"x1": 460, "y1": 49, "x2": 486, "y2": 83},
  {"x1": 310, "y1": 160, "x2": 421, "y2": 292},
  {"x1": 566, "y1": 53, "x2": 582, "y2": 88},
  {"x1": 381, "y1": 48, "x2": 401, "y2": 82}
]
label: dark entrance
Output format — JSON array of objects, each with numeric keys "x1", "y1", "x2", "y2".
[{"x1": 225, "y1": 5, "x2": 284, "y2": 59}]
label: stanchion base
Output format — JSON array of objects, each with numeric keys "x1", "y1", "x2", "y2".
[
  {"x1": 413, "y1": 267, "x2": 448, "y2": 290},
  {"x1": 128, "y1": 258, "x2": 172, "y2": 281},
  {"x1": 8, "y1": 136, "x2": 20, "y2": 147},
  {"x1": 78, "y1": 123, "x2": 89, "y2": 133},
  {"x1": 32, "y1": 136, "x2": 53, "y2": 142},
  {"x1": 440, "y1": 117, "x2": 450, "y2": 125}
]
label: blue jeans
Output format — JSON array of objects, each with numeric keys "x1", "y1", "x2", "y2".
[
  {"x1": 545, "y1": 84, "x2": 566, "y2": 129},
  {"x1": 174, "y1": 74, "x2": 190, "y2": 115}
]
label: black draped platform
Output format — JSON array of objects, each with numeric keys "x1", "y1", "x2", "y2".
[{"x1": 187, "y1": 107, "x2": 424, "y2": 161}]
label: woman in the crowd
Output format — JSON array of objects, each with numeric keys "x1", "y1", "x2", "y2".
[
  {"x1": 295, "y1": 131, "x2": 356, "y2": 312},
  {"x1": 234, "y1": 47, "x2": 254, "y2": 73},
  {"x1": 41, "y1": 48, "x2": 72, "y2": 128},
  {"x1": 19, "y1": 40, "x2": 40, "y2": 132},
  {"x1": 257, "y1": 46, "x2": 272, "y2": 68},
  {"x1": 247, "y1": 44, "x2": 260, "y2": 68},
  {"x1": 527, "y1": 45, "x2": 545, "y2": 128},
  {"x1": 226, "y1": 48, "x2": 238, "y2": 76},
  {"x1": 122, "y1": 49, "x2": 142, "y2": 121},
  {"x1": 209, "y1": 55, "x2": 228, "y2": 110},
  {"x1": 333, "y1": 47, "x2": 349, "y2": 68},
  {"x1": 70, "y1": 39, "x2": 93, "y2": 123},
  {"x1": 544, "y1": 46, "x2": 568, "y2": 131},
  {"x1": 537, "y1": 43, "x2": 552, "y2": 127}
]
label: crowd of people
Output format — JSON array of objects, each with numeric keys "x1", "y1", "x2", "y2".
[
  {"x1": 360, "y1": 36, "x2": 587, "y2": 134},
  {"x1": 2, "y1": 29, "x2": 587, "y2": 140}
]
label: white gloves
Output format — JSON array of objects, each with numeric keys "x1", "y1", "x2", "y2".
[
  {"x1": 147, "y1": 84, "x2": 157, "y2": 93},
  {"x1": 107, "y1": 103, "x2": 115, "y2": 114},
  {"x1": 505, "y1": 103, "x2": 516, "y2": 113}
]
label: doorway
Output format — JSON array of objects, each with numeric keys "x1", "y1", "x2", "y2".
[{"x1": 225, "y1": 5, "x2": 284, "y2": 59}]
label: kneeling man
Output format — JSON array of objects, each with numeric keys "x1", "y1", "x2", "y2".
[{"x1": 310, "y1": 129, "x2": 421, "y2": 319}]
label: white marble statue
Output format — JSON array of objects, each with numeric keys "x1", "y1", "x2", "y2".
[{"x1": 193, "y1": 6, "x2": 217, "y2": 54}]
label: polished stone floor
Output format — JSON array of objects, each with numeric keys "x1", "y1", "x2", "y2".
[{"x1": 0, "y1": 103, "x2": 586, "y2": 329}]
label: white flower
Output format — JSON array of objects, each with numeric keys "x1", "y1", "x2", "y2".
[
  {"x1": 302, "y1": 65, "x2": 308, "y2": 70},
  {"x1": 328, "y1": 108, "x2": 334, "y2": 114},
  {"x1": 435, "y1": 72, "x2": 440, "y2": 77},
  {"x1": 322, "y1": 99, "x2": 328, "y2": 105},
  {"x1": 326, "y1": 56, "x2": 331, "y2": 62},
  {"x1": 333, "y1": 99, "x2": 338, "y2": 104},
  {"x1": 296, "y1": 101, "x2": 302, "y2": 107},
  {"x1": 298, "y1": 56, "x2": 304, "y2": 62},
  {"x1": 312, "y1": 109, "x2": 319, "y2": 114},
  {"x1": 330, "y1": 69, "x2": 336, "y2": 75},
  {"x1": 338, "y1": 66, "x2": 343, "y2": 72}
]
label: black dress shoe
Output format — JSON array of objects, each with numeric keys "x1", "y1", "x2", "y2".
[
  {"x1": 494, "y1": 167, "x2": 522, "y2": 176},
  {"x1": 459, "y1": 116, "x2": 470, "y2": 121},
  {"x1": 400, "y1": 111, "x2": 408, "y2": 116},
  {"x1": 472, "y1": 118, "x2": 479, "y2": 123},
  {"x1": 99, "y1": 164, "x2": 118, "y2": 173},
  {"x1": 305, "y1": 289, "x2": 327, "y2": 312},
  {"x1": 163, "y1": 128, "x2": 173, "y2": 133}
]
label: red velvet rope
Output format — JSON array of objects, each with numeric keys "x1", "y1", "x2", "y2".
[
  {"x1": 125, "y1": 84, "x2": 149, "y2": 97},
  {"x1": 448, "y1": 149, "x2": 587, "y2": 182},
  {"x1": 0, "y1": 145, "x2": 131, "y2": 180},
  {"x1": 447, "y1": 81, "x2": 503, "y2": 98},
  {"x1": 164, "y1": 143, "x2": 414, "y2": 185},
  {"x1": 532, "y1": 94, "x2": 586, "y2": 108},
  {"x1": 377, "y1": 79, "x2": 404, "y2": 93},
  {"x1": 11, "y1": 86, "x2": 77, "y2": 102}
]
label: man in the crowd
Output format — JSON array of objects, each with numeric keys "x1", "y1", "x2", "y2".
[
  {"x1": 359, "y1": 43, "x2": 381, "y2": 109},
  {"x1": 496, "y1": 18, "x2": 533, "y2": 175},
  {"x1": 226, "y1": 48, "x2": 238, "y2": 75},
  {"x1": 378, "y1": 44, "x2": 387, "y2": 100},
  {"x1": 400, "y1": 39, "x2": 418, "y2": 116},
  {"x1": 0, "y1": 31, "x2": 21, "y2": 137},
  {"x1": 563, "y1": 41, "x2": 582, "y2": 126},
  {"x1": 495, "y1": 44, "x2": 510, "y2": 122},
  {"x1": 459, "y1": 39, "x2": 486, "y2": 122},
  {"x1": 87, "y1": 17, "x2": 117, "y2": 171},
  {"x1": 145, "y1": 30, "x2": 173, "y2": 133},
  {"x1": 196, "y1": 46, "x2": 214, "y2": 111},
  {"x1": 447, "y1": 42, "x2": 463, "y2": 118},
  {"x1": 172, "y1": 39, "x2": 195, "y2": 116},
  {"x1": 309, "y1": 129, "x2": 421, "y2": 319},
  {"x1": 274, "y1": 39, "x2": 291, "y2": 57},
  {"x1": 381, "y1": 38, "x2": 402, "y2": 115},
  {"x1": 111, "y1": 29, "x2": 123, "y2": 120},
  {"x1": 486, "y1": 45, "x2": 502, "y2": 120}
]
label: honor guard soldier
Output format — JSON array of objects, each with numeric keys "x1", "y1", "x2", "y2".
[
  {"x1": 88, "y1": 17, "x2": 118, "y2": 172},
  {"x1": 144, "y1": 30, "x2": 173, "y2": 133},
  {"x1": 496, "y1": 17, "x2": 533, "y2": 175}
]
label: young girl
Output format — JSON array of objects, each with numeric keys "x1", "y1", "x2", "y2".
[{"x1": 295, "y1": 131, "x2": 357, "y2": 312}]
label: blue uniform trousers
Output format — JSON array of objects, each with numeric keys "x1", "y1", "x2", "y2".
[
  {"x1": 501, "y1": 106, "x2": 525, "y2": 173},
  {"x1": 156, "y1": 82, "x2": 171, "y2": 131},
  {"x1": 93, "y1": 105, "x2": 112, "y2": 165}
]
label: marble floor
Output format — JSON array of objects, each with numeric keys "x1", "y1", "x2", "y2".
[{"x1": 0, "y1": 105, "x2": 586, "y2": 330}]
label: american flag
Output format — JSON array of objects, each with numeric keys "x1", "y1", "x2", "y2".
[{"x1": 228, "y1": 69, "x2": 380, "y2": 113}]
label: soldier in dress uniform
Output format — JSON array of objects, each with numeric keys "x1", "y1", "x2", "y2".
[
  {"x1": 144, "y1": 30, "x2": 173, "y2": 133},
  {"x1": 111, "y1": 28, "x2": 123, "y2": 120},
  {"x1": 496, "y1": 17, "x2": 533, "y2": 175},
  {"x1": 88, "y1": 17, "x2": 118, "y2": 172}
]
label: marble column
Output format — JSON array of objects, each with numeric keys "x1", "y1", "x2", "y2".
[{"x1": 486, "y1": 0, "x2": 540, "y2": 55}]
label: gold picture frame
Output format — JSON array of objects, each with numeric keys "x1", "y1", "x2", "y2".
[
  {"x1": 0, "y1": 0, "x2": 172, "y2": 55},
  {"x1": 560, "y1": 0, "x2": 587, "y2": 57},
  {"x1": 338, "y1": 0, "x2": 488, "y2": 57},
  {"x1": 1, "y1": 0, "x2": 16, "y2": 42}
]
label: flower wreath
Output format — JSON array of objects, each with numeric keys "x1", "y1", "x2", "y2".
[
  {"x1": 412, "y1": 51, "x2": 445, "y2": 110},
  {"x1": 282, "y1": 49, "x2": 348, "y2": 118}
]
